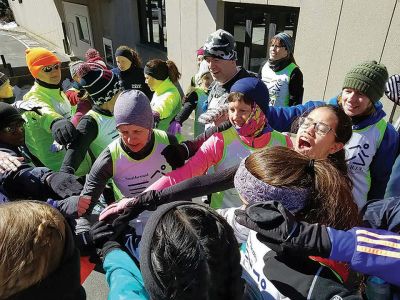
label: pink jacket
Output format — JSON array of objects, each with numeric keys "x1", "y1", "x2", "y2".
[{"x1": 145, "y1": 128, "x2": 292, "y2": 191}]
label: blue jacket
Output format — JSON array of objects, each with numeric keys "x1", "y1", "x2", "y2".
[
  {"x1": 328, "y1": 226, "x2": 400, "y2": 288},
  {"x1": 386, "y1": 154, "x2": 400, "y2": 198},
  {"x1": 266, "y1": 96, "x2": 399, "y2": 200},
  {"x1": 103, "y1": 249, "x2": 149, "y2": 300}
]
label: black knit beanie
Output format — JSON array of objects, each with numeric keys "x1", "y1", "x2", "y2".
[
  {"x1": 0, "y1": 102, "x2": 24, "y2": 130},
  {"x1": 144, "y1": 61, "x2": 169, "y2": 81},
  {"x1": 343, "y1": 61, "x2": 388, "y2": 103}
]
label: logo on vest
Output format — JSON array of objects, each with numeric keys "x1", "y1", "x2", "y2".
[
  {"x1": 269, "y1": 79, "x2": 284, "y2": 106},
  {"x1": 150, "y1": 164, "x2": 167, "y2": 179},
  {"x1": 346, "y1": 143, "x2": 370, "y2": 170}
]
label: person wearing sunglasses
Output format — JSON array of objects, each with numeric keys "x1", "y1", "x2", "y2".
[
  {"x1": 0, "y1": 102, "x2": 87, "y2": 217},
  {"x1": 22, "y1": 47, "x2": 91, "y2": 176},
  {"x1": 260, "y1": 32, "x2": 304, "y2": 107}
]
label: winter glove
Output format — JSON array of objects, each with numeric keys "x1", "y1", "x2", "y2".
[
  {"x1": 235, "y1": 201, "x2": 332, "y2": 257},
  {"x1": 385, "y1": 74, "x2": 400, "y2": 105},
  {"x1": 101, "y1": 241, "x2": 122, "y2": 257},
  {"x1": 47, "y1": 195, "x2": 91, "y2": 218},
  {"x1": 198, "y1": 104, "x2": 229, "y2": 125},
  {"x1": 61, "y1": 78, "x2": 73, "y2": 92},
  {"x1": 45, "y1": 172, "x2": 83, "y2": 198},
  {"x1": 161, "y1": 143, "x2": 189, "y2": 169},
  {"x1": 100, "y1": 190, "x2": 160, "y2": 224},
  {"x1": 65, "y1": 90, "x2": 80, "y2": 106},
  {"x1": 51, "y1": 118, "x2": 78, "y2": 146},
  {"x1": 167, "y1": 120, "x2": 182, "y2": 135},
  {"x1": 12, "y1": 100, "x2": 42, "y2": 115}
]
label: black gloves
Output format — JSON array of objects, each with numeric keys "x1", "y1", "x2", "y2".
[
  {"x1": 89, "y1": 221, "x2": 123, "y2": 258},
  {"x1": 46, "y1": 172, "x2": 83, "y2": 198},
  {"x1": 48, "y1": 195, "x2": 90, "y2": 218},
  {"x1": 235, "y1": 201, "x2": 332, "y2": 258},
  {"x1": 161, "y1": 143, "x2": 189, "y2": 169},
  {"x1": 112, "y1": 190, "x2": 160, "y2": 227},
  {"x1": 51, "y1": 118, "x2": 78, "y2": 146}
]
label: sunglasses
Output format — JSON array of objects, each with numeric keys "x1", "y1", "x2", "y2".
[
  {"x1": 42, "y1": 64, "x2": 60, "y2": 73},
  {"x1": 298, "y1": 117, "x2": 337, "y2": 137},
  {"x1": 2, "y1": 120, "x2": 25, "y2": 134}
]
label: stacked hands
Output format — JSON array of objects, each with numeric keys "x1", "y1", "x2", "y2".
[{"x1": 97, "y1": 197, "x2": 331, "y2": 259}]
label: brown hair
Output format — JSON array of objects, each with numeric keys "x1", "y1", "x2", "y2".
[
  {"x1": 337, "y1": 94, "x2": 376, "y2": 116},
  {"x1": 227, "y1": 92, "x2": 253, "y2": 106},
  {"x1": 116, "y1": 45, "x2": 142, "y2": 68},
  {"x1": 0, "y1": 201, "x2": 65, "y2": 298},
  {"x1": 270, "y1": 37, "x2": 296, "y2": 64},
  {"x1": 245, "y1": 146, "x2": 360, "y2": 230},
  {"x1": 146, "y1": 59, "x2": 181, "y2": 83}
]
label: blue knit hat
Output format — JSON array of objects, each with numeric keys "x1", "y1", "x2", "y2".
[
  {"x1": 114, "y1": 89, "x2": 153, "y2": 129},
  {"x1": 230, "y1": 77, "x2": 270, "y2": 114},
  {"x1": 273, "y1": 32, "x2": 294, "y2": 55}
]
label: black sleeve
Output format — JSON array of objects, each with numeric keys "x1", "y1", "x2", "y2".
[
  {"x1": 60, "y1": 115, "x2": 98, "y2": 174},
  {"x1": 141, "y1": 77, "x2": 154, "y2": 100},
  {"x1": 1, "y1": 165, "x2": 54, "y2": 200},
  {"x1": 158, "y1": 164, "x2": 238, "y2": 202},
  {"x1": 81, "y1": 148, "x2": 113, "y2": 203},
  {"x1": 185, "y1": 120, "x2": 232, "y2": 158},
  {"x1": 174, "y1": 92, "x2": 198, "y2": 124},
  {"x1": 288, "y1": 67, "x2": 304, "y2": 106}
]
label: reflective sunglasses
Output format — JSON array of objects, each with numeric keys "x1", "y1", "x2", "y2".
[
  {"x1": 42, "y1": 63, "x2": 60, "y2": 73},
  {"x1": 298, "y1": 117, "x2": 336, "y2": 136}
]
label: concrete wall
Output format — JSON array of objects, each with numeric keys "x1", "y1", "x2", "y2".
[
  {"x1": 295, "y1": 0, "x2": 400, "y2": 116},
  {"x1": 165, "y1": 0, "x2": 223, "y2": 91},
  {"x1": 8, "y1": 0, "x2": 65, "y2": 50}
]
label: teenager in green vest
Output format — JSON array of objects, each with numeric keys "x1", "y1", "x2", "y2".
[
  {"x1": 60, "y1": 63, "x2": 121, "y2": 174},
  {"x1": 260, "y1": 32, "x2": 304, "y2": 107}
]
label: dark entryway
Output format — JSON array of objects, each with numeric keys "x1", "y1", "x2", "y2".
[{"x1": 224, "y1": 3, "x2": 300, "y2": 73}]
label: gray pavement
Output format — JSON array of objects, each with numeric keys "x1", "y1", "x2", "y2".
[{"x1": 0, "y1": 29, "x2": 70, "y2": 67}]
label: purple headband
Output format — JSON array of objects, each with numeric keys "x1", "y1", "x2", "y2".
[{"x1": 234, "y1": 159, "x2": 310, "y2": 213}]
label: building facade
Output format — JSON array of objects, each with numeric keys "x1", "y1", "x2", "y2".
[{"x1": 8, "y1": 0, "x2": 400, "y2": 113}]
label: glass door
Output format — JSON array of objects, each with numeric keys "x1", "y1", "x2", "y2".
[{"x1": 225, "y1": 3, "x2": 300, "y2": 73}]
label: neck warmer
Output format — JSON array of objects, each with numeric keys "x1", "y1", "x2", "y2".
[
  {"x1": 35, "y1": 78, "x2": 60, "y2": 89},
  {"x1": 234, "y1": 159, "x2": 310, "y2": 213},
  {"x1": 268, "y1": 56, "x2": 292, "y2": 72},
  {"x1": 234, "y1": 104, "x2": 266, "y2": 138}
]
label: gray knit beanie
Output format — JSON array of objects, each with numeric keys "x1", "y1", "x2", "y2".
[
  {"x1": 273, "y1": 32, "x2": 294, "y2": 55},
  {"x1": 343, "y1": 61, "x2": 388, "y2": 103},
  {"x1": 114, "y1": 89, "x2": 153, "y2": 129}
]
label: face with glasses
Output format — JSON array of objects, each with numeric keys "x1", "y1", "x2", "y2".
[
  {"x1": 295, "y1": 107, "x2": 344, "y2": 159},
  {"x1": 37, "y1": 63, "x2": 61, "y2": 85},
  {"x1": 0, "y1": 119, "x2": 25, "y2": 146},
  {"x1": 269, "y1": 38, "x2": 288, "y2": 61}
]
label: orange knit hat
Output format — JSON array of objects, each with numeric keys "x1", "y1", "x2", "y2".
[{"x1": 25, "y1": 48, "x2": 60, "y2": 78}]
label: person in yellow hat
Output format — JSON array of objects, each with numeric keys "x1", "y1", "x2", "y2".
[
  {"x1": 22, "y1": 47, "x2": 91, "y2": 175},
  {"x1": 0, "y1": 72, "x2": 15, "y2": 104}
]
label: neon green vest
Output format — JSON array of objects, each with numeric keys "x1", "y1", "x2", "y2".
[
  {"x1": 109, "y1": 129, "x2": 171, "y2": 200},
  {"x1": 211, "y1": 127, "x2": 288, "y2": 209},
  {"x1": 345, "y1": 119, "x2": 387, "y2": 207},
  {"x1": 86, "y1": 110, "x2": 119, "y2": 158}
]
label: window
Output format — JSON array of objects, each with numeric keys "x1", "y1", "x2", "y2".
[
  {"x1": 67, "y1": 22, "x2": 77, "y2": 47},
  {"x1": 225, "y1": 3, "x2": 299, "y2": 73},
  {"x1": 138, "y1": 0, "x2": 167, "y2": 50},
  {"x1": 75, "y1": 15, "x2": 91, "y2": 44},
  {"x1": 103, "y1": 37, "x2": 114, "y2": 66}
]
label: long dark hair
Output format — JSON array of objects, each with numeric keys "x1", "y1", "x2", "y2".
[{"x1": 150, "y1": 204, "x2": 243, "y2": 299}]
